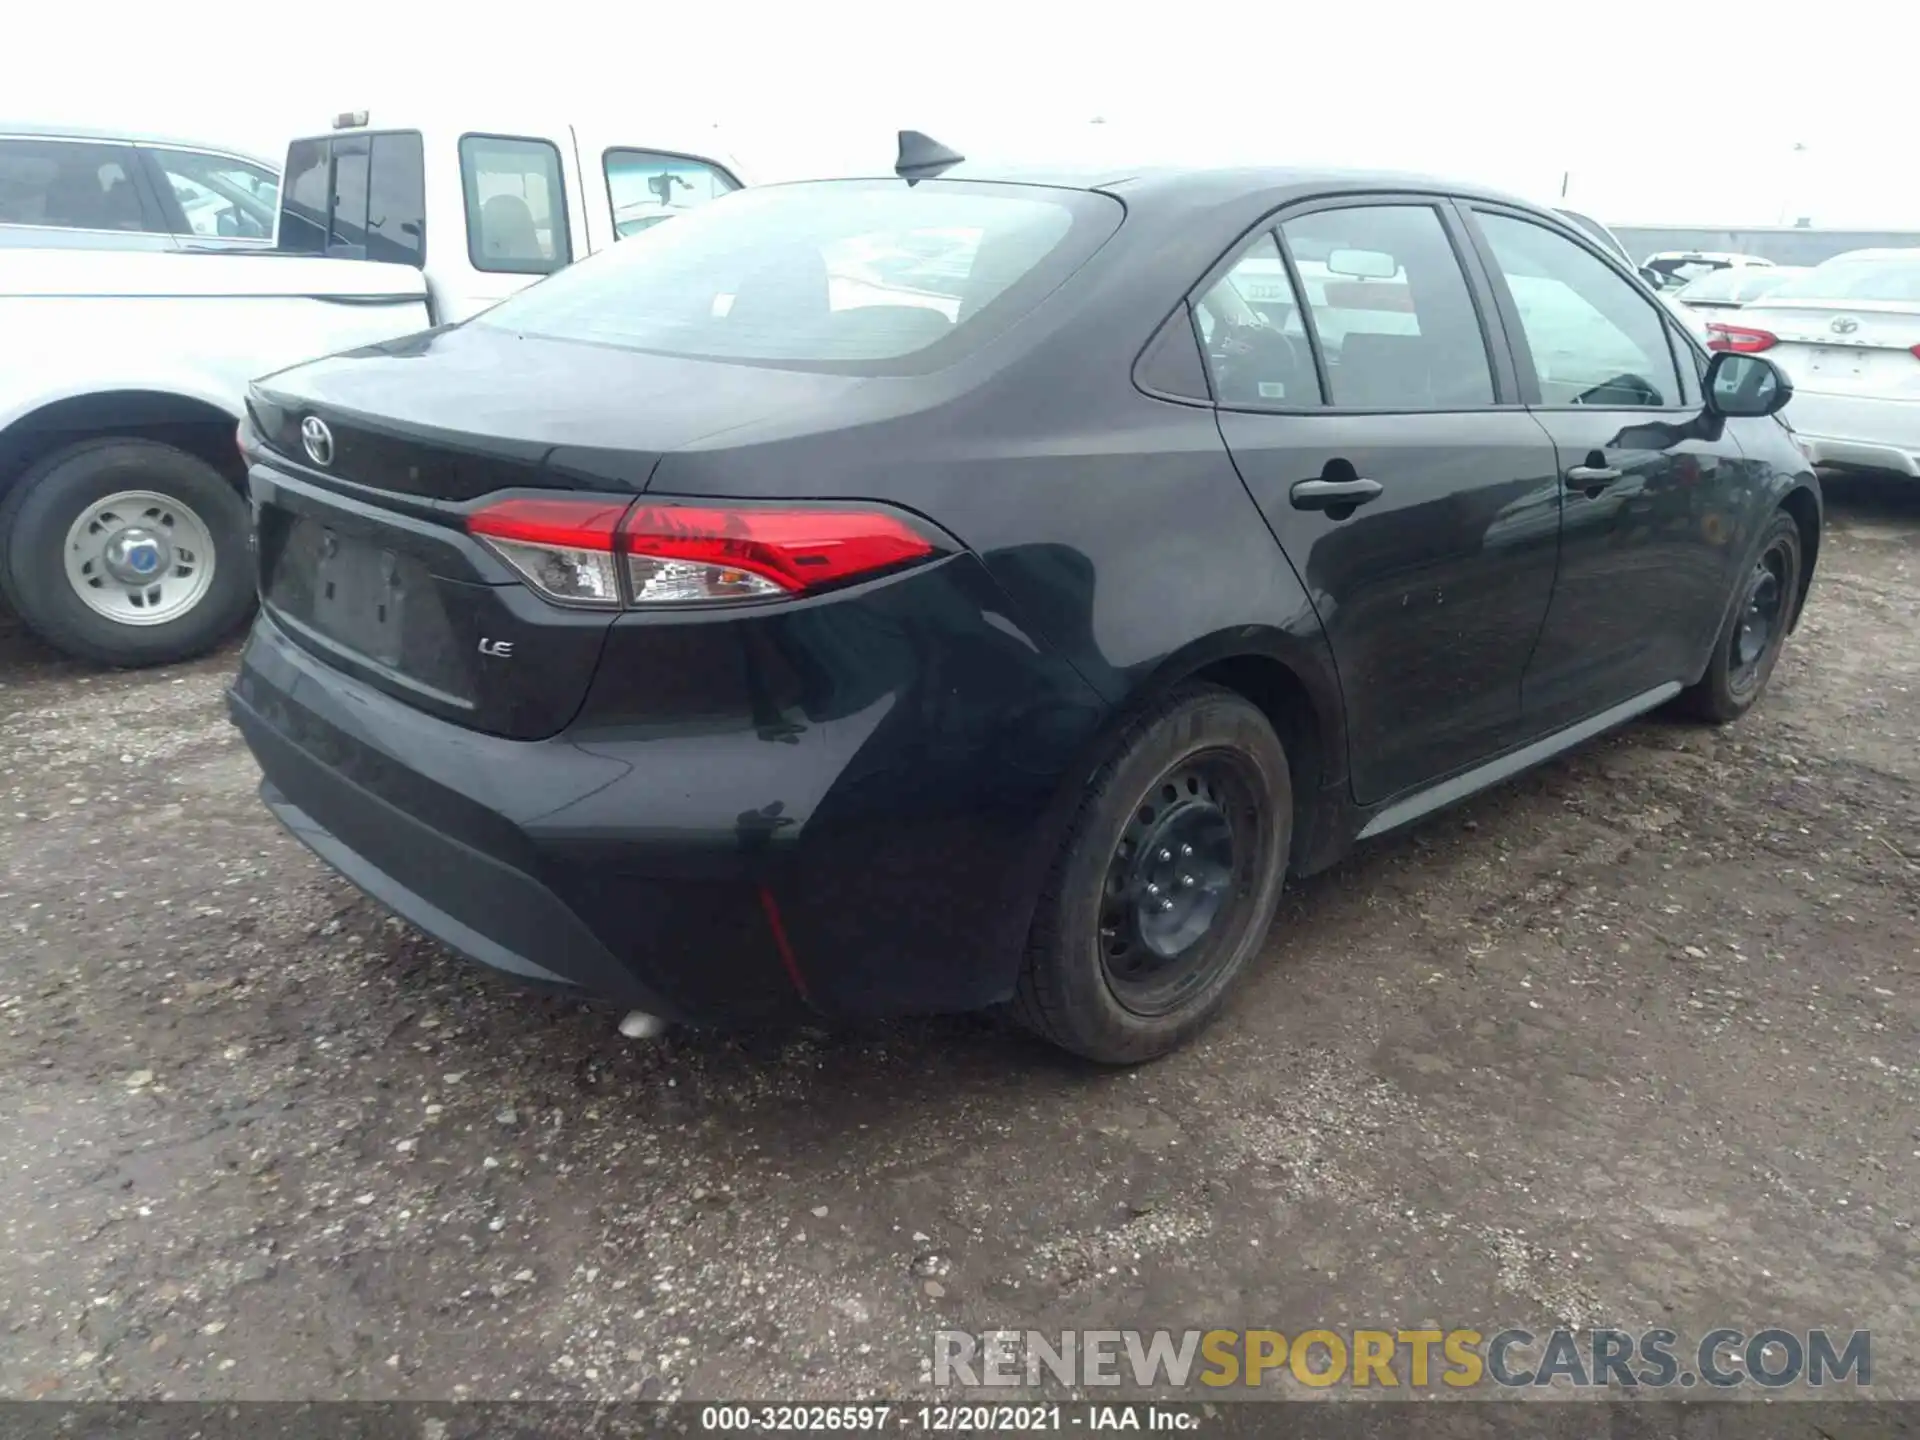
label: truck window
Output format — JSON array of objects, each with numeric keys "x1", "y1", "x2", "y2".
[
  {"x1": 0, "y1": 138, "x2": 150, "y2": 233},
  {"x1": 329, "y1": 137, "x2": 370, "y2": 256},
  {"x1": 279, "y1": 138, "x2": 330, "y2": 253},
  {"x1": 460, "y1": 135, "x2": 569, "y2": 275},
  {"x1": 366, "y1": 132, "x2": 425, "y2": 265},
  {"x1": 604, "y1": 149, "x2": 739, "y2": 239},
  {"x1": 277, "y1": 131, "x2": 426, "y2": 266}
]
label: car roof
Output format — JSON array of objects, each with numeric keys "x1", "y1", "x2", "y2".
[
  {"x1": 0, "y1": 120, "x2": 277, "y2": 169},
  {"x1": 1821, "y1": 247, "x2": 1920, "y2": 262},
  {"x1": 828, "y1": 160, "x2": 1549, "y2": 215}
]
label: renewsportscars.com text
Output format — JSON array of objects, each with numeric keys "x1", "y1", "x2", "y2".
[{"x1": 933, "y1": 1327, "x2": 1871, "y2": 1390}]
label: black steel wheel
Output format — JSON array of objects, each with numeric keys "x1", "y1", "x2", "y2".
[
  {"x1": 1677, "y1": 509, "x2": 1803, "y2": 724},
  {"x1": 1098, "y1": 752, "x2": 1266, "y2": 1017},
  {"x1": 1012, "y1": 684, "x2": 1292, "y2": 1064}
]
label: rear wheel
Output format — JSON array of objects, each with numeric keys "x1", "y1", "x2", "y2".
[
  {"x1": 0, "y1": 438, "x2": 254, "y2": 667},
  {"x1": 1011, "y1": 685, "x2": 1292, "y2": 1064},
  {"x1": 1677, "y1": 510, "x2": 1802, "y2": 723}
]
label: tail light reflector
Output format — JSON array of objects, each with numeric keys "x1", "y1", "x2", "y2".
[
  {"x1": 467, "y1": 495, "x2": 939, "y2": 608},
  {"x1": 1706, "y1": 323, "x2": 1777, "y2": 354}
]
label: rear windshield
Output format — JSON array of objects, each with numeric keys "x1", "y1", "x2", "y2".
[
  {"x1": 1650, "y1": 257, "x2": 1728, "y2": 285},
  {"x1": 1768, "y1": 255, "x2": 1920, "y2": 303},
  {"x1": 1672, "y1": 267, "x2": 1745, "y2": 302},
  {"x1": 473, "y1": 179, "x2": 1122, "y2": 373}
]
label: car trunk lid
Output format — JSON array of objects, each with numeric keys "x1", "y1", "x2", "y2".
[
  {"x1": 1733, "y1": 300, "x2": 1920, "y2": 399},
  {"x1": 246, "y1": 326, "x2": 873, "y2": 740}
]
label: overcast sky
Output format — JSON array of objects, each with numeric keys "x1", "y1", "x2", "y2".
[{"x1": 12, "y1": 0, "x2": 1912, "y2": 228}]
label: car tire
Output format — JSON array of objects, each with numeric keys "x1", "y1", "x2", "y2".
[
  {"x1": 0, "y1": 438, "x2": 255, "y2": 668},
  {"x1": 1010, "y1": 684, "x2": 1292, "y2": 1064},
  {"x1": 1677, "y1": 509, "x2": 1802, "y2": 724}
]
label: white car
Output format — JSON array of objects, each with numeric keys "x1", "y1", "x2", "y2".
[
  {"x1": 0, "y1": 112, "x2": 746, "y2": 668},
  {"x1": 1708, "y1": 248, "x2": 1920, "y2": 477}
]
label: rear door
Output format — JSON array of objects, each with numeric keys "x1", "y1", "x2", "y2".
[
  {"x1": 1462, "y1": 204, "x2": 1746, "y2": 733},
  {"x1": 1205, "y1": 197, "x2": 1564, "y2": 805}
]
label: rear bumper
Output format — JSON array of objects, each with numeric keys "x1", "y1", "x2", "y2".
[
  {"x1": 230, "y1": 619, "x2": 783, "y2": 1023},
  {"x1": 1786, "y1": 391, "x2": 1920, "y2": 477},
  {"x1": 229, "y1": 560, "x2": 1109, "y2": 1025}
]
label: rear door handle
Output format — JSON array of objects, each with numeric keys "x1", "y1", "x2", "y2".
[
  {"x1": 1290, "y1": 477, "x2": 1383, "y2": 511},
  {"x1": 1565, "y1": 464, "x2": 1622, "y2": 487}
]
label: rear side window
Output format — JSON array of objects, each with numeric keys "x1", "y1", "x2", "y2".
[
  {"x1": 277, "y1": 132, "x2": 424, "y2": 266},
  {"x1": 604, "y1": 149, "x2": 739, "y2": 239},
  {"x1": 460, "y1": 135, "x2": 569, "y2": 274},
  {"x1": 1478, "y1": 211, "x2": 1683, "y2": 408},
  {"x1": 474, "y1": 179, "x2": 1118, "y2": 374},
  {"x1": 1194, "y1": 234, "x2": 1319, "y2": 406},
  {"x1": 1279, "y1": 204, "x2": 1495, "y2": 409},
  {"x1": 0, "y1": 138, "x2": 150, "y2": 232}
]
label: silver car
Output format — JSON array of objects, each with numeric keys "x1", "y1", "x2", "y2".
[{"x1": 1711, "y1": 249, "x2": 1920, "y2": 477}]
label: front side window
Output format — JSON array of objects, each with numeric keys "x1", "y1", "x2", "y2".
[
  {"x1": 1479, "y1": 211, "x2": 1683, "y2": 408},
  {"x1": 0, "y1": 139, "x2": 148, "y2": 232},
  {"x1": 475, "y1": 179, "x2": 1117, "y2": 374},
  {"x1": 1279, "y1": 204, "x2": 1495, "y2": 409},
  {"x1": 605, "y1": 149, "x2": 739, "y2": 240},
  {"x1": 146, "y1": 148, "x2": 277, "y2": 240},
  {"x1": 460, "y1": 135, "x2": 569, "y2": 274},
  {"x1": 1194, "y1": 233, "x2": 1318, "y2": 406}
]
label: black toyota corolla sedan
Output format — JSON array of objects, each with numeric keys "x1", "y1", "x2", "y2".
[{"x1": 229, "y1": 139, "x2": 1819, "y2": 1063}]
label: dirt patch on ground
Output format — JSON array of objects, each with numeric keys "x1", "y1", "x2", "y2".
[{"x1": 1, "y1": 478, "x2": 1915, "y2": 1402}]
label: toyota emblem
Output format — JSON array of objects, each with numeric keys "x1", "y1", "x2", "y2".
[
  {"x1": 1830, "y1": 316, "x2": 1860, "y2": 335},
  {"x1": 301, "y1": 416, "x2": 335, "y2": 467}
]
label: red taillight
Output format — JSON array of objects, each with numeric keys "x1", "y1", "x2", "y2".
[
  {"x1": 619, "y1": 505, "x2": 934, "y2": 603},
  {"x1": 1706, "y1": 323, "x2": 1777, "y2": 354},
  {"x1": 467, "y1": 496, "x2": 630, "y2": 607},
  {"x1": 466, "y1": 495, "x2": 938, "y2": 608},
  {"x1": 1910, "y1": 343, "x2": 1920, "y2": 361}
]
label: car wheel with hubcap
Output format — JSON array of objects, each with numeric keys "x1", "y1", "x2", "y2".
[
  {"x1": 1677, "y1": 509, "x2": 1802, "y2": 723},
  {"x1": 0, "y1": 438, "x2": 255, "y2": 668},
  {"x1": 1013, "y1": 684, "x2": 1292, "y2": 1063}
]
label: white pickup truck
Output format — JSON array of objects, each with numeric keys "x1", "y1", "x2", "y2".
[{"x1": 0, "y1": 111, "x2": 744, "y2": 666}]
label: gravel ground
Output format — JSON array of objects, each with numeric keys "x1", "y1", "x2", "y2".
[{"x1": 1, "y1": 478, "x2": 1915, "y2": 1404}]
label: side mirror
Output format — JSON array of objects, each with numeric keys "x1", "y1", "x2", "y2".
[
  {"x1": 1638, "y1": 264, "x2": 1663, "y2": 287},
  {"x1": 1705, "y1": 351, "x2": 1792, "y2": 418}
]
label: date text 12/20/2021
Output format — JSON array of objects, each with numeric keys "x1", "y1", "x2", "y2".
[{"x1": 699, "y1": 1405, "x2": 1194, "y2": 1432}]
